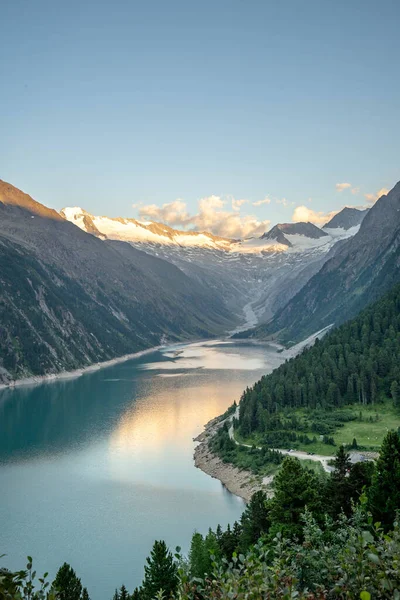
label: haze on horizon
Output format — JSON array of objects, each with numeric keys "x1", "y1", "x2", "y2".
[{"x1": 1, "y1": 0, "x2": 399, "y2": 238}]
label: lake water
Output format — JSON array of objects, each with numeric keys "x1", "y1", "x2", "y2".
[{"x1": 0, "y1": 339, "x2": 283, "y2": 599}]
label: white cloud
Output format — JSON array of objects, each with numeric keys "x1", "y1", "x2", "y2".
[
  {"x1": 138, "y1": 195, "x2": 270, "y2": 239},
  {"x1": 231, "y1": 198, "x2": 249, "y2": 211},
  {"x1": 364, "y1": 187, "x2": 389, "y2": 204},
  {"x1": 292, "y1": 205, "x2": 338, "y2": 225},
  {"x1": 276, "y1": 198, "x2": 288, "y2": 207},
  {"x1": 351, "y1": 187, "x2": 360, "y2": 195},
  {"x1": 137, "y1": 199, "x2": 189, "y2": 224},
  {"x1": 336, "y1": 182, "x2": 352, "y2": 192},
  {"x1": 252, "y1": 196, "x2": 271, "y2": 207}
]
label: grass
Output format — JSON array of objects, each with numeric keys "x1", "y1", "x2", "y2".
[
  {"x1": 333, "y1": 403, "x2": 400, "y2": 450},
  {"x1": 234, "y1": 429, "x2": 337, "y2": 456},
  {"x1": 235, "y1": 401, "x2": 400, "y2": 456},
  {"x1": 218, "y1": 444, "x2": 282, "y2": 477}
]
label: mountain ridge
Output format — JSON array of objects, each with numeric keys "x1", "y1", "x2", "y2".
[
  {"x1": 261, "y1": 222, "x2": 328, "y2": 247},
  {"x1": 0, "y1": 180, "x2": 235, "y2": 384},
  {"x1": 324, "y1": 206, "x2": 369, "y2": 230},
  {"x1": 61, "y1": 206, "x2": 357, "y2": 255},
  {"x1": 236, "y1": 181, "x2": 400, "y2": 343}
]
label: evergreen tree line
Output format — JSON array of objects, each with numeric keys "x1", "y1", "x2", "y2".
[
  {"x1": 3, "y1": 431, "x2": 400, "y2": 599},
  {"x1": 238, "y1": 283, "x2": 400, "y2": 437}
]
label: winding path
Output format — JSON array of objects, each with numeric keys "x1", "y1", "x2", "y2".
[{"x1": 228, "y1": 406, "x2": 334, "y2": 473}]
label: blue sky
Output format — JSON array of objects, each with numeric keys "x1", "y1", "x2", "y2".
[{"x1": 1, "y1": 0, "x2": 399, "y2": 236}]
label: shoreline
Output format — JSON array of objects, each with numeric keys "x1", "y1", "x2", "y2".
[
  {"x1": 0, "y1": 334, "x2": 282, "y2": 392},
  {"x1": 0, "y1": 345, "x2": 163, "y2": 391},
  {"x1": 193, "y1": 416, "x2": 272, "y2": 503},
  {"x1": 193, "y1": 325, "x2": 335, "y2": 501}
]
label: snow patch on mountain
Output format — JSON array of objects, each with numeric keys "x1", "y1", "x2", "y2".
[
  {"x1": 62, "y1": 208, "x2": 358, "y2": 256},
  {"x1": 323, "y1": 225, "x2": 361, "y2": 239}
]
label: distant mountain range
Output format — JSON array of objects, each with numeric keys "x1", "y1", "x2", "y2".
[
  {"x1": 61, "y1": 205, "x2": 363, "y2": 254},
  {"x1": 0, "y1": 177, "x2": 388, "y2": 383},
  {"x1": 60, "y1": 207, "x2": 234, "y2": 251},
  {"x1": 236, "y1": 183, "x2": 400, "y2": 343},
  {"x1": 61, "y1": 203, "x2": 365, "y2": 326},
  {"x1": 0, "y1": 180, "x2": 233, "y2": 384}
]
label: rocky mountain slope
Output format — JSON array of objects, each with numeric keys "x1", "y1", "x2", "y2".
[
  {"x1": 261, "y1": 222, "x2": 328, "y2": 247},
  {"x1": 60, "y1": 207, "x2": 234, "y2": 250},
  {"x1": 0, "y1": 180, "x2": 234, "y2": 384},
  {"x1": 237, "y1": 183, "x2": 400, "y2": 343},
  {"x1": 324, "y1": 206, "x2": 368, "y2": 230},
  {"x1": 62, "y1": 207, "x2": 359, "y2": 323},
  {"x1": 0, "y1": 179, "x2": 371, "y2": 383}
]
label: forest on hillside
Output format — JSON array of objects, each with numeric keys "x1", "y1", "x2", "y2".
[{"x1": 237, "y1": 283, "x2": 400, "y2": 440}]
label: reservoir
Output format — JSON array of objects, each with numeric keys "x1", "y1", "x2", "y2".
[{"x1": 0, "y1": 339, "x2": 284, "y2": 599}]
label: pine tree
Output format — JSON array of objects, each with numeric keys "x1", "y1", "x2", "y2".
[
  {"x1": 112, "y1": 589, "x2": 119, "y2": 600},
  {"x1": 333, "y1": 446, "x2": 351, "y2": 478},
  {"x1": 119, "y1": 585, "x2": 129, "y2": 600},
  {"x1": 348, "y1": 460, "x2": 375, "y2": 501},
  {"x1": 391, "y1": 381, "x2": 400, "y2": 408},
  {"x1": 82, "y1": 588, "x2": 90, "y2": 600},
  {"x1": 142, "y1": 540, "x2": 178, "y2": 600},
  {"x1": 327, "y1": 446, "x2": 352, "y2": 516},
  {"x1": 204, "y1": 529, "x2": 220, "y2": 564},
  {"x1": 53, "y1": 563, "x2": 83, "y2": 600},
  {"x1": 189, "y1": 532, "x2": 208, "y2": 578},
  {"x1": 219, "y1": 524, "x2": 236, "y2": 559},
  {"x1": 269, "y1": 458, "x2": 323, "y2": 537},
  {"x1": 131, "y1": 587, "x2": 143, "y2": 600},
  {"x1": 368, "y1": 431, "x2": 400, "y2": 530},
  {"x1": 240, "y1": 491, "x2": 270, "y2": 551}
]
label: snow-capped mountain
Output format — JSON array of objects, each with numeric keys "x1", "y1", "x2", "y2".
[
  {"x1": 239, "y1": 184, "x2": 400, "y2": 343},
  {"x1": 61, "y1": 207, "x2": 355, "y2": 255},
  {"x1": 0, "y1": 180, "x2": 235, "y2": 384},
  {"x1": 61, "y1": 206, "x2": 361, "y2": 326},
  {"x1": 323, "y1": 207, "x2": 368, "y2": 230},
  {"x1": 60, "y1": 207, "x2": 233, "y2": 250},
  {"x1": 261, "y1": 222, "x2": 328, "y2": 246}
]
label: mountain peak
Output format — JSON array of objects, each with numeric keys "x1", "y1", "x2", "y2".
[
  {"x1": 260, "y1": 222, "x2": 328, "y2": 247},
  {"x1": 61, "y1": 207, "x2": 234, "y2": 250},
  {"x1": 60, "y1": 206, "x2": 102, "y2": 237},
  {"x1": 0, "y1": 180, "x2": 62, "y2": 221},
  {"x1": 323, "y1": 207, "x2": 368, "y2": 230}
]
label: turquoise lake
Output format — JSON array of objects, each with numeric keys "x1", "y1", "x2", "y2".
[{"x1": 0, "y1": 339, "x2": 283, "y2": 599}]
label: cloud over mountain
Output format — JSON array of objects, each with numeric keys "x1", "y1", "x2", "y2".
[
  {"x1": 291, "y1": 205, "x2": 338, "y2": 225},
  {"x1": 138, "y1": 195, "x2": 271, "y2": 239},
  {"x1": 364, "y1": 187, "x2": 390, "y2": 204}
]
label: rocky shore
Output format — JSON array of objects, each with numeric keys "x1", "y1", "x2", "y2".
[
  {"x1": 193, "y1": 415, "x2": 272, "y2": 503},
  {"x1": 0, "y1": 345, "x2": 162, "y2": 391}
]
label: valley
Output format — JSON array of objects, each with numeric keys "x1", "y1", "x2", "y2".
[
  {"x1": 3, "y1": 3, "x2": 400, "y2": 596},
  {"x1": 0, "y1": 178, "x2": 369, "y2": 386}
]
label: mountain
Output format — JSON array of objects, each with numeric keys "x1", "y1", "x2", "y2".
[
  {"x1": 0, "y1": 179, "x2": 368, "y2": 384},
  {"x1": 61, "y1": 207, "x2": 362, "y2": 329},
  {"x1": 236, "y1": 280, "x2": 400, "y2": 438},
  {"x1": 237, "y1": 181, "x2": 400, "y2": 343},
  {"x1": 260, "y1": 222, "x2": 328, "y2": 248},
  {"x1": 60, "y1": 207, "x2": 234, "y2": 250},
  {"x1": 324, "y1": 207, "x2": 368, "y2": 230},
  {"x1": 62, "y1": 208, "x2": 347, "y2": 254},
  {"x1": 0, "y1": 180, "x2": 234, "y2": 384}
]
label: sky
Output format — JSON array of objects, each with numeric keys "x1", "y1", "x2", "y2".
[{"x1": 1, "y1": 0, "x2": 400, "y2": 238}]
